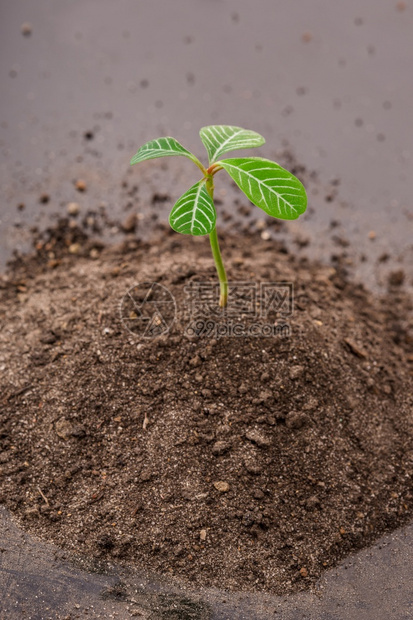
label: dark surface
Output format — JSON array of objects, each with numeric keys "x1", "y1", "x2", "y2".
[
  {"x1": 1, "y1": 504, "x2": 413, "y2": 619},
  {"x1": 1, "y1": 0, "x2": 412, "y2": 289}
]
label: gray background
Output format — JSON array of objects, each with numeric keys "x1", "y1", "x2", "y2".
[{"x1": 1, "y1": 0, "x2": 412, "y2": 285}]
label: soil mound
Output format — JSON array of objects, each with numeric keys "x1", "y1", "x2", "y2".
[{"x1": 0, "y1": 224, "x2": 412, "y2": 594}]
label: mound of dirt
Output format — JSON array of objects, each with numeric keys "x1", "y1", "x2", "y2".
[{"x1": 0, "y1": 223, "x2": 412, "y2": 595}]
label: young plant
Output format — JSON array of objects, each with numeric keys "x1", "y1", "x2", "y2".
[{"x1": 130, "y1": 125, "x2": 307, "y2": 307}]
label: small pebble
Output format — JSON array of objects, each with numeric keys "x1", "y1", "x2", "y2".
[
  {"x1": 67, "y1": 202, "x2": 80, "y2": 216},
  {"x1": 396, "y1": 1, "x2": 407, "y2": 11},
  {"x1": 213, "y1": 481, "x2": 230, "y2": 493},
  {"x1": 121, "y1": 213, "x2": 137, "y2": 233},
  {"x1": 255, "y1": 218, "x2": 266, "y2": 231},
  {"x1": 252, "y1": 488, "x2": 265, "y2": 500},
  {"x1": 200, "y1": 529, "x2": 207, "y2": 541},
  {"x1": 368, "y1": 230, "x2": 376, "y2": 240},
  {"x1": 68, "y1": 243, "x2": 81, "y2": 254},
  {"x1": 75, "y1": 179, "x2": 87, "y2": 192},
  {"x1": 300, "y1": 567, "x2": 308, "y2": 578},
  {"x1": 39, "y1": 193, "x2": 50, "y2": 204},
  {"x1": 55, "y1": 417, "x2": 74, "y2": 440},
  {"x1": 21, "y1": 22, "x2": 32, "y2": 36}
]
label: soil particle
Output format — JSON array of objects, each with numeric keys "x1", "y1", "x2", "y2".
[
  {"x1": 243, "y1": 458, "x2": 263, "y2": 476},
  {"x1": 75, "y1": 179, "x2": 87, "y2": 192},
  {"x1": 344, "y1": 338, "x2": 368, "y2": 359},
  {"x1": 305, "y1": 496, "x2": 321, "y2": 511},
  {"x1": 68, "y1": 242, "x2": 81, "y2": 254},
  {"x1": 285, "y1": 411, "x2": 310, "y2": 430},
  {"x1": 21, "y1": 22, "x2": 32, "y2": 36},
  {"x1": 24, "y1": 507, "x2": 40, "y2": 519},
  {"x1": 289, "y1": 365, "x2": 305, "y2": 380},
  {"x1": 213, "y1": 481, "x2": 230, "y2": 493},
  {"x1": 301, "y1": 31, "x2": 313, "y2": 43},
  {"x1": 245, "y1": 429, "x2": 272, "y2": 448},
  {"x1": 121, "y1": 213, "x2": 137, "y2": 233},
  {"x1": 252, "y1": 488, "x2": 265, "y2": 500},
  {"x1": 55, "y1": 418, "x2": 74, "y2": 440},
  {"x1": 258, "y1": 389, "x2": 273, "y2": 402},
  {"x1": 396, "y1": 1, "x2": 407, "y2": 11},
  {"x1": 67, "y1": 202, "x2": 80, "y2": 216},
  {"x1": 39, "y1": 193, "x2": 50, "y2": 204},
  {"x1": 211, "y1": 441, "x2": 231, "y2": 457},
  {"x1": 189, "y1": 355, "x2": 202, "y2": 367},
  {"x1": 151, "y1": 192, "x2": 170, "y2": 204},
  {"x1": 388, "y1": 269, "x2": 405, "y2": 287}
]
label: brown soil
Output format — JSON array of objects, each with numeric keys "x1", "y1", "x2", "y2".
[{"x1": 0, "y1": 221, "x2": 412, "y2": 596}]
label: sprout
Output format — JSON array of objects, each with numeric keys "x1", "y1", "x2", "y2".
[{"x1": 131, "y1": 125, "x2": 307, "y2": 307}]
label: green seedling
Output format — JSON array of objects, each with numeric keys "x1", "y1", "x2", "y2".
[{"x1": 130, "y1": 125, "x2": 307, "y2": 307}]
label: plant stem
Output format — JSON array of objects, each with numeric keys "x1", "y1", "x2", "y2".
[
  {"x1": 205, "y1": 176, "x2": 228, "y2": 308},
  {"x1": 190, "y1": 155, "x2": 208, "y2": 176}
]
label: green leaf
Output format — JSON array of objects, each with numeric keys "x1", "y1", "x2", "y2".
[
  {"x1": 130, "y1": 136, "x2": 196, "y2": 165},
  {"x1": 169, "y1": 181, "x2": 216, "y2": 236},
  {"x1": 219, "y1": 157, "x2": 307, "y2": 220},
  {"x1": 199, "y1": 125, "x2": 265, "y2": 164}
]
